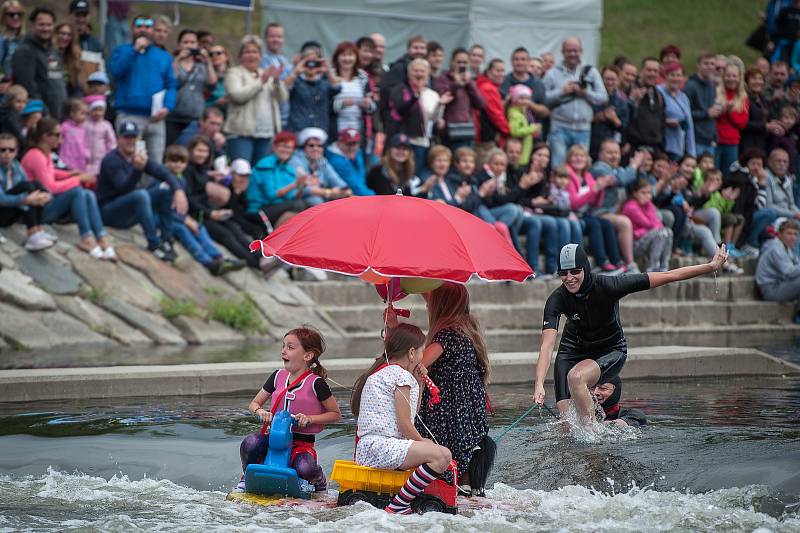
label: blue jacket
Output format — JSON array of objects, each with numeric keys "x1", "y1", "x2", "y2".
[
  {"x1": 287, "y1": 76, "x2": 340, "y2": 133},
  {"x1": 97, "y1": 149, "x2": 180, "y2": 204},
  {"x1": 325, "y1": 144, "x2": 373, "y2": 196},
  {"x1": 247, "y1": 154, "x2": 297, "y2": 212},
  {"x1": 0, "y1": 160, "x2": 30, "y2": 207},
  {"x1": 289, "y1": 150, "x2": 348, "y2": 206},
  {"x1": 109, "y1": 43, "x2": 177, "y2": 116}
]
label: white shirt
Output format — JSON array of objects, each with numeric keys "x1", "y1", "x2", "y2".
[{"x1": 357, "y1": 364, "x2": 419, "y2": 440}]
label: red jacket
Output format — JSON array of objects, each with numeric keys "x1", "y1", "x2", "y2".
[
  {"x1": 474, "y1": 75, "x2": 509, "y2": 142},
  {"x1": 716, "y1": 89, "x2": 749, "y2": 145}
]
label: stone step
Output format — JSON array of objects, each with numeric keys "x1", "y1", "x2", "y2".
[
  {"x1": 321, "y1": 323, "x2": 800, "y2": 358},
  {"x1": 295, "y1": 275, "x2": 760, "y2": 307},
  {"x1": 320, "y1": 299, "x2": 793, "y2": 334}
]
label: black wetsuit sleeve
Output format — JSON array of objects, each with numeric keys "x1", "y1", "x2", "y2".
[
  {"x1": 619, "y1": 407, "x2": 647, "y2": 427},
  {"x1": 313, "y1": 378, "x2": 333, "y2": 402},
  {"x1": 604, "y1": 273, "x2": 651, "y2": 300},
  {"x1": 542, "y1": 290, "x2": 564, "y2": 331},
  {"x1": 262, "y1": 370, "x2": 279, "y2": 393}
]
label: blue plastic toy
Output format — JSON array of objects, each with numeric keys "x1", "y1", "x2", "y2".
[{"x1": 244, "y1": 410, "x2": 310, "y2": 499}]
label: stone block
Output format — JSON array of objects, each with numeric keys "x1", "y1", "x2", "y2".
[
  {"x1": 171, "y1": 316, "x2": 246, "y2": 345},
  {"x1": 15, "y1": 252, "x2": 82, "y2": 295},
  {"x1": 116, "y1": 244, "x2": 209, "y2": 308},
  {"x1": 54, "y1": 296, "x2": 151, "y2": 346},
  {"x1": 98, "y1": 297, "x2": 187, "y2": 346},
  {"x1": 0, "y1": 301, "x2": 112, "y2": 350},
  {"x1": 0, "y1": 269, "x2": 56, "y2": 310},
  {"x1": 66, "y1": 248, "x2": 163, "y2": 311},
  {"x1": 176, "y1": 257, "x2": 239, "y2": 300}
]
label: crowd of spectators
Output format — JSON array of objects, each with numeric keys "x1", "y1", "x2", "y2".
[{"x1": 0, "y1": 1, "x2": 799, "y2": 304}]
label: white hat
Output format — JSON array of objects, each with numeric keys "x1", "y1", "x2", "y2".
[
  {"x1": 297, "y1": 127, "x2": 328, "y2": 147},
  {"x1": 230, "y1": 158, "x2": 252, "y2": 175}
]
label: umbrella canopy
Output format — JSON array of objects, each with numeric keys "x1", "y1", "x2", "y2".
[{"x1": 250, "y1": 195, "x2": 533, "y2": 283}]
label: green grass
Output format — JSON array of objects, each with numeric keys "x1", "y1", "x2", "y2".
[
  {"x1": 160, "y1": 297, "x2": 201, "y2": 320},
  {"x1": 208, "y1": 294, "x2": 266, "y2": 334},
  {"x1": 601, "y1": 0, "x2": 762, "y2": 69}
]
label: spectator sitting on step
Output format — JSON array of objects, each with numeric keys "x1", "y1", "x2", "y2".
[
  {"x1": 175, "y1": 106, "x2": 226, "y2": 156},
  {"x1": 325, "y1": 128, "x2": 373, "y2": 196},
  {"x1": 83, "y1": 95, "x2": 116, "y2": 177},
  {"x1": 366, "y1": 133, "x2": 422, "y2": 196},
  {"x1": 621, "y1": 178, "x2": 673, "y2": 272},
  {"x1": 19, "y1": 99, "x2": 44, "y2": 140},
  {"x1": 289, "y1": 127, "x2": 351, "y2": 206},
  {"x1": 221, "y1": 158, "x2": 267, "y2": 241},
  {"x1": 248, "y1": 130, "x2": 307, "y2": 228},
  {"x1": 0, "y1": 84, "x2": 27, "y2": 150},
  {"x1": 756, "y1": 219, "x2": 800, "y2": 323},
  {"x1": 162, "y1": 144, "x2": 243, "y2": 276},
  {"x1": 97, "y1": 119, "x2": 186, "y2": 262}
]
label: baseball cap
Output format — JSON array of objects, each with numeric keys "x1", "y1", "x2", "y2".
[
  {"x1": 69, "y1": 0, "x2": 90, "y2": 14},
  {"x1": 230, "y1": 158, "x2": 252, "y2": 175},
  {"x1": 117, "y1": 120, "x2": 140, "y2": 137},
  {"x1": 387, "y1": 133, "x2": 411, "y2": 149},
  {"x1": 338, "y1": 128, "x2": 361, "y2": 143},
  {"x1": 87, "y1": 71, "x2": 110, "y2": 85}
]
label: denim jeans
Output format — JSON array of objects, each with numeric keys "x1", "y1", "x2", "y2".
[
  {"x1": 101, "y1": 186, "x2": 174, "y2": 247},
  {"x1": 746, "y1": 208, "x2": 777, "y2": 247},
  {"x1": 581, "y1": 214, "x2": 621, "y2": 265},
  {"x1": 227, "y1": 136, "x2": 272, "y2": 166},
  {"x1": 554, "y1": 216, "x2": 583, "y2": 247},
  {"x1": 171, "y1": 221, "x2": 221, "y2": 266},
  {"x1": 42, "y1": 187, "x2": 106, "y2": 240},
  {"x1": 715, "y1": 144, "x2": 739, "y2": 174},
  {"x1": 521, "y1": 213, "x2": 560, "y2": 273},
  {"x1": 116, "y1": 113, "x2": 166, "y2": 166},
  {"x1": 549, "y1": 125, "x2": 591, "y2": 168}
]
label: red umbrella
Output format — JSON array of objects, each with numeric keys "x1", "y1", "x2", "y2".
[{"x1": 249, "y1": 195, "x2": 533, "y2": 283}]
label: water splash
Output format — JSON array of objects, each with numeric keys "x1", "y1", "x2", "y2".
[{"x1": 553, "y1": 401, "x2": 640, "y2": 444}]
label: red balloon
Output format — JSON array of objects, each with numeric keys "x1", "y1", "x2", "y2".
[{"x1": 374, "y1": 279, "x2": 407, "y2": 302}]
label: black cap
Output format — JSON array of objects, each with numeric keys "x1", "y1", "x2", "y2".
[
  {"x1": 387, "y1": 133, "x2": 411, "y2": 149},
  {"x1": 600, "y1": 376, "x2": 622, "y2": 411},
  {"x1": 69, "y1": 0, "x2": 90, "y2": 14},
  {"x1": 117, "y1": 120, "x2": 140, "y2": 137},
  {"x1": 557, "y1": 243, "x2": 590, "y2": 272}
]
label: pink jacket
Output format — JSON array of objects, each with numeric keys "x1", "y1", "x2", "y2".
[
  {"x1": 21, "y1": 148, "x2": 80, "y2": 194},
  {"x1": 84, "y1": 117, "x2": 117, "y2": 175},
  {"x1": 621, "y1": 198, "x2": 663, "y2": 239},
  {"x1": 566, "y1": 165, "x2": 604, "y2": 212},
  {"x1": 59, "y1": 120, "x2": 90, "y2": 173}
]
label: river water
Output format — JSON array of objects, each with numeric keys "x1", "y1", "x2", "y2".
[{"x1": 1, "y1": 376, "x2": 799, "y2": 532}]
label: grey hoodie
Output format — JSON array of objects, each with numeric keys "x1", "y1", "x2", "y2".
[
  {"x1": 543, "y1": 62, "x2": 607, "y2": 131},
  {"x1": 756, "y1": 237, "x2": 800, "y2": 289},
  {"x1": 765, "y1": 170, "x2": 800, "y2": 218}
]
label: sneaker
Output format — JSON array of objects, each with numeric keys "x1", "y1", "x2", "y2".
[
  {"x1": 722, "y1": 261, "x2": 744, "y2": 274},
  {"x1": 43, "y1": 229, "x2": 59, "y2": 242},
  {"x1": 150, "y1": 241, "x2": 177, "y2": 262},
  {"x1": 24, "y1": 231, "x2": 55, "y2": 252},
  {"x1": 740, "y1": 244, "x2": 760, "y2": 258},
  {"x1": 626, "y1": 262, "x2": 640, "y2": 274},
  {"x1": 88, "y1": 245, "x2": 104, "y2": 259},
  {"x1": 102, "y1": 246, "x2": 118, "y2": 262},
  {"x1": 727, "y1": 244, "x2": 745, "y2": 258},
  {"x1": 232, "y1": 475, "x2": 246, "y2": 493},
  {"x1": 615, "y1": 262, "x2": 628, "y2": 273},
  {"x1": 599, "y1": 263, "x2": 624, "y2": 276}
]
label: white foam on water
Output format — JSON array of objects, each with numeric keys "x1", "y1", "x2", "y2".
[{"x1": 1, "y1": 468, "x2": 798, "y2": 532}]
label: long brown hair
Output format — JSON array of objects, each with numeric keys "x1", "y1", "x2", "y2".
[
  {"x1": 54, "y1": 22, "x2": 82, "y2": 91},
  {"x1": 350, "y1": 323, "x2": 425, "y2": 417},
  {"x1": 381, "y1": 147, "x2": 415, "y2": 188},
  {"x1": 285, "y1": 325, "x2": 327, "y2": 379},
  {"x1": 426, "y1": 282, "x2": 490, "y2": 383}
]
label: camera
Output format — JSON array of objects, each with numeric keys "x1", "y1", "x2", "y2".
[
  {"x1": 189, "y1": 48, "x2": 201, "y2": 57},
  {"x1": 458, "y1": 65, "x2": 467, "y2": 74},
  {"x1": 306, "y1": 59, "x2": 321, "y2": 69}
]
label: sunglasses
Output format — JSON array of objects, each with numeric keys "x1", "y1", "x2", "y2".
[
  {"x1": 5, "y1": 12, "x2": 21, "y2": 18},
  {"x1": 557, "y1": 268, "x2": 583, "y2": 277},
  {"x1": 134, "y1": 19, "x2": 154, "y2": 28},
  {"x1": 0, "y1": 146, "x2": 17, "y2": 153}
]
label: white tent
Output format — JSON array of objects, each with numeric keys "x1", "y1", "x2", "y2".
[{"x1": 261, "y1": 0, "x2": 603, "y2": 66}]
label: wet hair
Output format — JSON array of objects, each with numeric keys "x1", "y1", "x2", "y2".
[
  {"x1": 350, "y1": 323, "x2": 425, "y2": 417},
  {"x1": 165, "y1": 144, "x2": 189, "y2": 163},
  {"x1": 285, "y1": 325, "x2": 328, "y2": 379},
  {"x1": 427, "y1": 283, "x2": 490, "y2": 383}
]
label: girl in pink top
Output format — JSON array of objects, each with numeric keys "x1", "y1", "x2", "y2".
[
  {"x1": 21, "y1": 117, "x2": 116, "y2": 260},
  {"x1": 563, "y1": 145, "x2": 622, "y2": 273},
  {"x1": 83, "y1": 95, "x2": 116, "y2": 176},
  {"x1": 59, "y1": 100, "x2": 91, "y2": 178},
  {"x1": 621, "y1": 178, "x2": 673, "y2": 272}
]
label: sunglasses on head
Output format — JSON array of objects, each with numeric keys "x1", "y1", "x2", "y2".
[
  {"x1": 557, "y1": 268, "x2": 583, "y2": 277},
  {"x1": 134, "y1": 18, "x2": 153, "y2": 28}
]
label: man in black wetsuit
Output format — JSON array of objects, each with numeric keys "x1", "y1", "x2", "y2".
[
  {"x1": 533, "y1": 243, "x2": 727, "y2": 425},
  {"x1": 593, "y1": 377, "x2": 647, "y2": 427}
]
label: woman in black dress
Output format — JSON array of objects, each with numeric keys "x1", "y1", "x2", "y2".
[{"x1": 405, "y1": 282, "x2": 494, "y2": 497}]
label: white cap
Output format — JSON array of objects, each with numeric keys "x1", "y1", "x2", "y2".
[
  {"x1": 297, "y1": 127, "x2": 328, "y2": 147},
  {"x1": 230, "y1": 158, "x2": 252, "y2": 175}
]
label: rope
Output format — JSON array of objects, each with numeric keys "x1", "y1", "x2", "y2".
[{"x1": 494, "y1": 402, "x2": 560, "y2": 444}]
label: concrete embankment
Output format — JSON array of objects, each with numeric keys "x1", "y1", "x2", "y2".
[{"x1": 2, "y1": 346, "x2": 798, "y2": 402}]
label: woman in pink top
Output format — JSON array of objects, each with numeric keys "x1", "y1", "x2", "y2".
[
  {"x1": 83, "y1": 95, "x2": 116, "y2": 176},
  {"x1": 21, "y1": 118, "x2": 116, "y2": 260},
  {"x1": 563, "y1": 144, "x2": 622, "y2": 273},
  {"x1": 621, "y1": 178, "x2": 673, "y2": 272}
]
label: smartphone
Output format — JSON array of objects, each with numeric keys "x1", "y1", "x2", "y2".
[{"x1": 135, "y1": 140, "x2": 146, "y2": 154}]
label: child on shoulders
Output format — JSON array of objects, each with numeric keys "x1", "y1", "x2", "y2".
[
  {"x1": 351, "y1": 324, "x2": 451, "y2": 515},
  {"x1": 237, "y1": 326, "x2": 341, "y2": 493}
]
